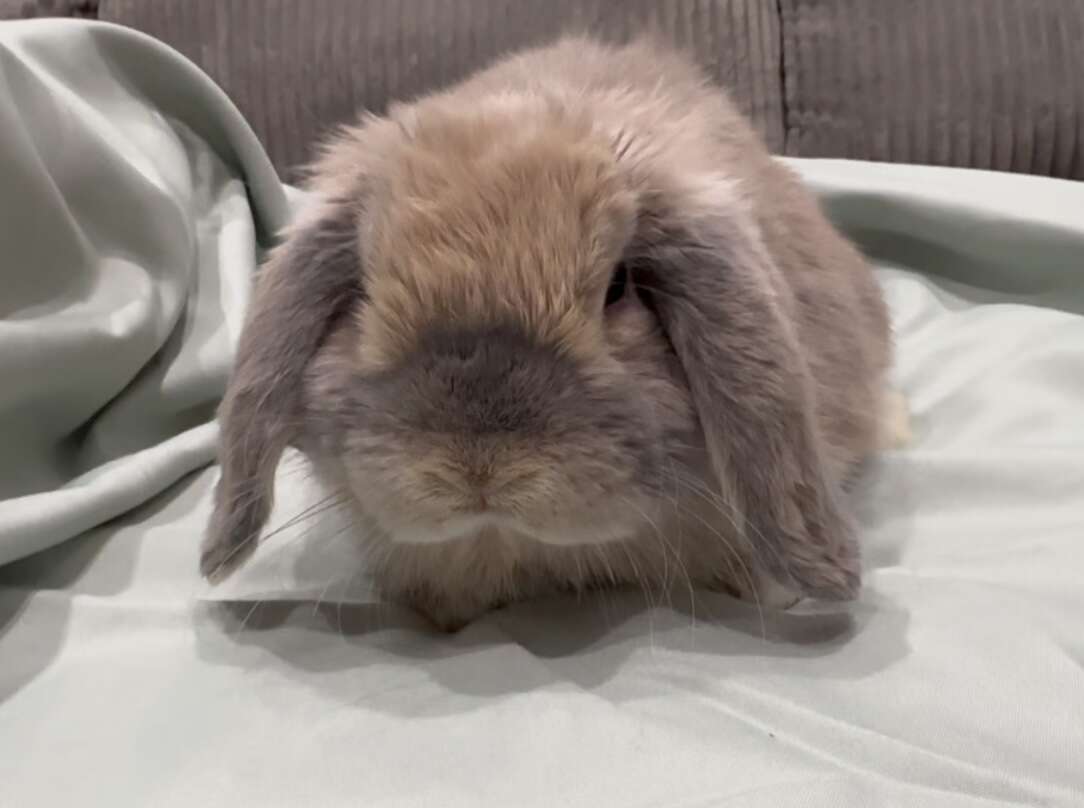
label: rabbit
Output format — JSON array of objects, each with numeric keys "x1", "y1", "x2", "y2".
[{"x1": 200, "y1": 35, "x2": 899, "y2": 631}]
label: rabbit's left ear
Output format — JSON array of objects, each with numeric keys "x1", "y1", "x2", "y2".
[
  {"x1": 200, "y1": 198, "x2": 364, "y2": 582},
  {"x1": 628, "y1": 179, "x2": 861, "y2": 599}
]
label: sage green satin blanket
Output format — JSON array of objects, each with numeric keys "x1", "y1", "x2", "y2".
[{"x1": 1, "y1": 19, "x2": 1082, "y2": 808}]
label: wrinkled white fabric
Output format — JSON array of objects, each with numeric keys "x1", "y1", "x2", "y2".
[
  {"x1": 1, "y1": 19, "x2": 1082, "y2": 808},
  {"x1": 3, "y1": 159, "x2": 1083, "y2": 807}
]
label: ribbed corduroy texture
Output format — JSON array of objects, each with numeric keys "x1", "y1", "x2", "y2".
[
  {"x1": 781, "y1": 0, "x2": 1084, "y2": 179},
  {"x1": 25, "y1": 1, "x2": 1084, "y2": 179},
  {"x1": 100, "y1": 0, "x2": 784, "y2": 179},
  {"x1": 0, "y1": 0, "x2": 95, "y2": 18}
]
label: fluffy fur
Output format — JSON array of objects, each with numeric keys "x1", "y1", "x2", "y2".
[{"x1": 201, "y1": 36, "x2": 895, "y2": 630}]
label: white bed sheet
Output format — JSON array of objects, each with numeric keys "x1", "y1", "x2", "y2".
[{"x1": 2, "y1": 162, "x2": 1083, "y2": 808}]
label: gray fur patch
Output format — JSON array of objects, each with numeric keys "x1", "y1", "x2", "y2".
[{"x1": 201, "y1": 198, "x2": 365, "y2": 581}]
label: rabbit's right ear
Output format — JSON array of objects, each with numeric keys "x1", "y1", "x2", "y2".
[
  {"x1": 200, "y1": 199, "x2": 364, "y2": 582},
  {"x1": 628, "y1": 177, "x2": 861, "y2": 601}
]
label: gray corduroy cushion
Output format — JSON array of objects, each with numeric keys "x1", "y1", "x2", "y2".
[
  {"x1": 99, "y1": 0, "x2": 785, "y2": 180},
  {"x1": 0, "y1": 0, "x2": 95, "y2": 18},
  {"x1": 97, "y1": 0, "x2": 1084, "y2": 180},
  {"x1": 99, "y1": 0, "x2": 784, "y2": 179},
  {"x1": 780, "y1": 0, "x2": 1084, "y2": 179}
]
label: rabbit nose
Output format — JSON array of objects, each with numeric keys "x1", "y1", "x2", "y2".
[{"x1": 421, "y1": 324, "x2": 563, "y2": 435}]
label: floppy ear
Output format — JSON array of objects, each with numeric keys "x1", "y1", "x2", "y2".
[
  {"x1": 200, "y1": 199, "x2": 364, "y2": 582},
  {"x1": 630, "y1": 182, "x2": 861, "y2": 600}
]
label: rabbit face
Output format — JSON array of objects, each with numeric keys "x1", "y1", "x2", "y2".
[{"x1": 296, "y1": 123, "x2": 697, "y2": 549}]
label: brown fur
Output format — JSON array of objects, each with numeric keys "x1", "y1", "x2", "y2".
[{"x1": 201, "y1": 36, "x2": 893, "y2": 630}]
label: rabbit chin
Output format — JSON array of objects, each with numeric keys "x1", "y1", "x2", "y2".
[{"x1": 377, "y1": 510, "x2": 642, "y2": 549}]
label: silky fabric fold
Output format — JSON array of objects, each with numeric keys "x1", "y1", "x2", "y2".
[{"x1": 0, "y1": 19, "x2": 287, "y2": 565}]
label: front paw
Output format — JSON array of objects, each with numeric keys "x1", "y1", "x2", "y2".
[
  {"x1": 877, "y1": 389, "x2": 912, "y2": 450},
  {"x1": 712, "y1": 568, "x2": 802, "y2": 610},
  {"x1": 399, "y1": 586, "x2": 496, "y2": 633}
]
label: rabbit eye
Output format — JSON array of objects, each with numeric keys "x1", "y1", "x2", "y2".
[{"x1": 604, "y1": 262, "x2": 629, "y2": 308}]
